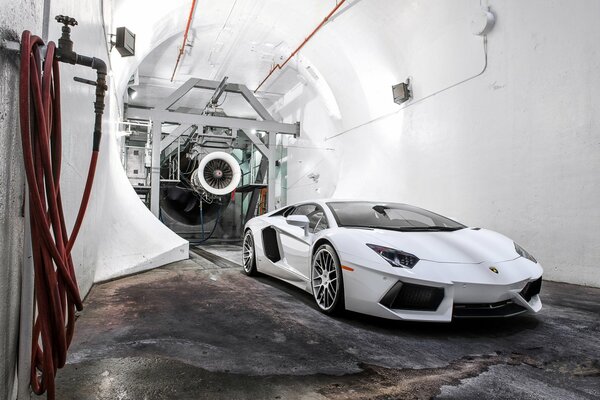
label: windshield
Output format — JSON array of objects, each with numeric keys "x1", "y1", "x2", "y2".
[{"x1": 326, "y1": 202, "x2": 466, "y2": 231}]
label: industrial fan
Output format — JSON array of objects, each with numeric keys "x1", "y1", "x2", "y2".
[{"x1": 161, "y1": 150, "x2": 241, "y2": 226}]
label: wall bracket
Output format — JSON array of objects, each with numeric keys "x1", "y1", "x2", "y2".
[{"x1": 0, "y1": 39, "x2": 20, "y2": 53}]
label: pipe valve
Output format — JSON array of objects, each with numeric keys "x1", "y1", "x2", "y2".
[
  {"x1": 55, "y1": 15, "x2": 78, "y2": 63},
  {"x1": 55, "y1": 15, "x2": 78, "y2": 26}
]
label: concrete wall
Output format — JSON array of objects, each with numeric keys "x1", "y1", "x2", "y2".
[
  {"x1": 0, "y1": 2, "x2": 43, "y2": 398},
  {"x1": 278, "y1": 0, "x2": 600, "y2": 287},
  {"x1": 0, "y1": 1, "x2": 188, "y2": 398}
]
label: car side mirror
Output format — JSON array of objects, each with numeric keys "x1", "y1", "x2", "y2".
[{"x1": 286, "y1": 215, "x2": 310, "y2": 236}]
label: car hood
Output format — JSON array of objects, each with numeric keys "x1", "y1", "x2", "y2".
[{"x1": 351, "y1": 227, "x2": 519, "y2": 264}]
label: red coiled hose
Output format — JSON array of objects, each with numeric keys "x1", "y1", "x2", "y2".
[{"x1": 19, "y1": 30, "x2": 99, "y2": 399}]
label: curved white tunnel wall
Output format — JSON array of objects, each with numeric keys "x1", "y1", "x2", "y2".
[
  {"x1": 219, "y1": 0, "x2": 598, "y2": 287},
  {"x1": 287, "y1": 0, "x2": 600, "y2": 286},
  {"x1": 0, "y1": 0, "x2": 189, "y2": 304},
  {"x1": 113, "y1": 0, "x2": 599, "y2": 287},
  {"x1": 46, "y1": 0, "x2": 188, "y2": 293}
]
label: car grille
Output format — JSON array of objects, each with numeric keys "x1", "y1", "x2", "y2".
[
  {"x1": 453, "y1": 300, "x2": 527, "y2": 318},
  {"x1": 380, "y1": 282, "x2": 445, "y2": 311},
  {"x1": 520, "y1": 277, "x2": 542, "y2": 302}
]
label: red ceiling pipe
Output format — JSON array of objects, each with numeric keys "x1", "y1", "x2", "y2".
[
  {"x1": 253, "y1": 0, "x2": 347, "y2": 93},
  {"x1": 171, "y1": 0, "x2": 199, "y2": 82}
]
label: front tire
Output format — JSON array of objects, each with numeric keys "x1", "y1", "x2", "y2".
[
  {"x1": 242, "y1": 231, "x2": 257, "y2": 276},
  {"x1": 311, "y1": 244, "x2": 344, "y2": 314}
]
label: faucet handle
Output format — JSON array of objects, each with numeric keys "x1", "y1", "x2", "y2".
[
  {"x1": 55, "y1": 15, "x2": 78, "y2": 27},
  {"x1": 55, "y1": 15, "x2": 78, "y2": 63}
]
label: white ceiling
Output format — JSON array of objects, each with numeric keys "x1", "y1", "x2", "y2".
[{"x1": 118, "y1": 0, "x2": 347, "y2": 118}]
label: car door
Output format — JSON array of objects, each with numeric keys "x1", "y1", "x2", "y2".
[{"x1": 277, "y1": 204, "x2": 330, "y2": 281}]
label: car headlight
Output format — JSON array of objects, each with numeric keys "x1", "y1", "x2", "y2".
[
  {"x1": 366, "y1": 244, "x2": 419, "y2": 269},
  {"x1": 514, "y1": 242, "x2": 537, "y2": 264}
]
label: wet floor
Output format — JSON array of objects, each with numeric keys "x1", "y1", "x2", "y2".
[{"x1": 54, "y1": 244, "x2": 600, "y2": 399}]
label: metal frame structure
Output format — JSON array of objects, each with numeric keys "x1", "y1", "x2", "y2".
[{"x1": 125, "y1": 78, "x2": 300, "y2": 217}]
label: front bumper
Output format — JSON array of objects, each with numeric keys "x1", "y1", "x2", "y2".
[{"x1": 340, "y1": 254, "x2": 543, "y2": 322}]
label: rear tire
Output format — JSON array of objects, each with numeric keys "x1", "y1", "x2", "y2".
[
  {"x1": 242, "y1": 231, "x2": 257, "y2": 276},
  {"x1": 311, "y1": 244, "x2": 345, "y2": 314}
]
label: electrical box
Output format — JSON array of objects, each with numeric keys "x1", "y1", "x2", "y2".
[
  {"x1": 392, "y1": 80, "x2": 411, "y2": 105},
  {"x1": 115, "y1": 27, "x2": 136, "y2": 57}
]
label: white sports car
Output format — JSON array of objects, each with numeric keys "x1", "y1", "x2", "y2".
[{"x1": 242, "y1": 200, "x2": 543, "y2": 322}]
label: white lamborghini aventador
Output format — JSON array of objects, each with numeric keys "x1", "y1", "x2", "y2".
[{"x1": 242, "y1": 200, "x2": 543, "y2": 322}]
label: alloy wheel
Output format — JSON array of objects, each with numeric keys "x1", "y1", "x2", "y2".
[
  {"x1": 243, "y1": 232, "x2": 255, "y2": 274},
  {"x1": 312, "y1": 245, "x2": 342, "y2": 312}
]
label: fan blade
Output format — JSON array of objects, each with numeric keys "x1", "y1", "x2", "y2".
[
  {"x1": 183, "y1": 195, "x2": 198, "y2": 213},
  {"x1": 166, "y1": 186, "x2": 188, "y2": 201}
]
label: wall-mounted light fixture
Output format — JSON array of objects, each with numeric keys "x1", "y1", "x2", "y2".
[
  {"x1": 127, "y1": 87, "x2": 138, "y2": 100},
  {"x1": 392, "y1": 78, "x2": 412, "y2": 105},
  {"x1": 471, "y1": 8, "x2": 495, "y2": 36},
  {"x1": 110, "y1": 27, "x2": 136, "y2": 57}
]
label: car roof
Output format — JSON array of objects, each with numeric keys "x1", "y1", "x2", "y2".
[{"x1": 289, "y1": 199, "x2": 409, "y2": 206}]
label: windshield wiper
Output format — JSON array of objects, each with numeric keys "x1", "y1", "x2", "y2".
[
  {"x1": 342, "y1": 225, "x2": 463, "y2": 232},
  {"x1": 342, "y1": 225, "x2": 416, "y2": 232},
  {"x1": 401, "y1": 226, "x2": 464, "y2": 231}
]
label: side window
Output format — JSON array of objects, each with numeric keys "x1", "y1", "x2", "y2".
[
  {"x1": 271, "y1": 206, "x2": 292, "y2": 217},
  {"x1": 291, "y1": 204, "x2": 316, "y2": 217},
  {"x1": 310, "y1": 210, "x2": 329, "y2": 233},
  {"x1": 292, "y1": 204, "x2": 329, "y2": 233}
]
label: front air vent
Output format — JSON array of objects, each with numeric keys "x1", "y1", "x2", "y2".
[
  {"x1": 380, "y1": 282, "x2": 444, "y2": 311},
  {"x1": 453, "y1": 300, "x2": 527, "y2": 318},
  {"x1": 520, "y1": 277, "x2": 542, "y2": 302}
]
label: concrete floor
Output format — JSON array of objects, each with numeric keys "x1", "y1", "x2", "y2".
[{"x1": 54, "y1": 244, "x2": 600, "y2": 400}]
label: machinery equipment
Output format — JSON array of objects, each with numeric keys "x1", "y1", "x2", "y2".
[
  {"x1": 125, "y1": 77, "x2": 300, "y2": 243},
  {"x1": 159, "y1": 115, "x2": 242, "y2": 241}
]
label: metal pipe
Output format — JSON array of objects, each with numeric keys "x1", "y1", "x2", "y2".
[
  {"x1": 72, "y1": 54, "x2": 107, "y2": 153},
  {"x1": 171, "y1": 0, "x2": 198, "y2": 82},
  {"x1": 150, "y1": 119, "x2": 163, "y2": 216},
  {"x1": 206, "y1": 76, "x2": 228, "y2": 109},
  {"x1": 253, "y1": 0, "x2": 347, "y2": 93},
  {"x1": 17, "y1": 196, "x2": 34, "y2": 400},
  {"x1": 119, "y1": 120, "x2": 151, "y2": 128}
]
